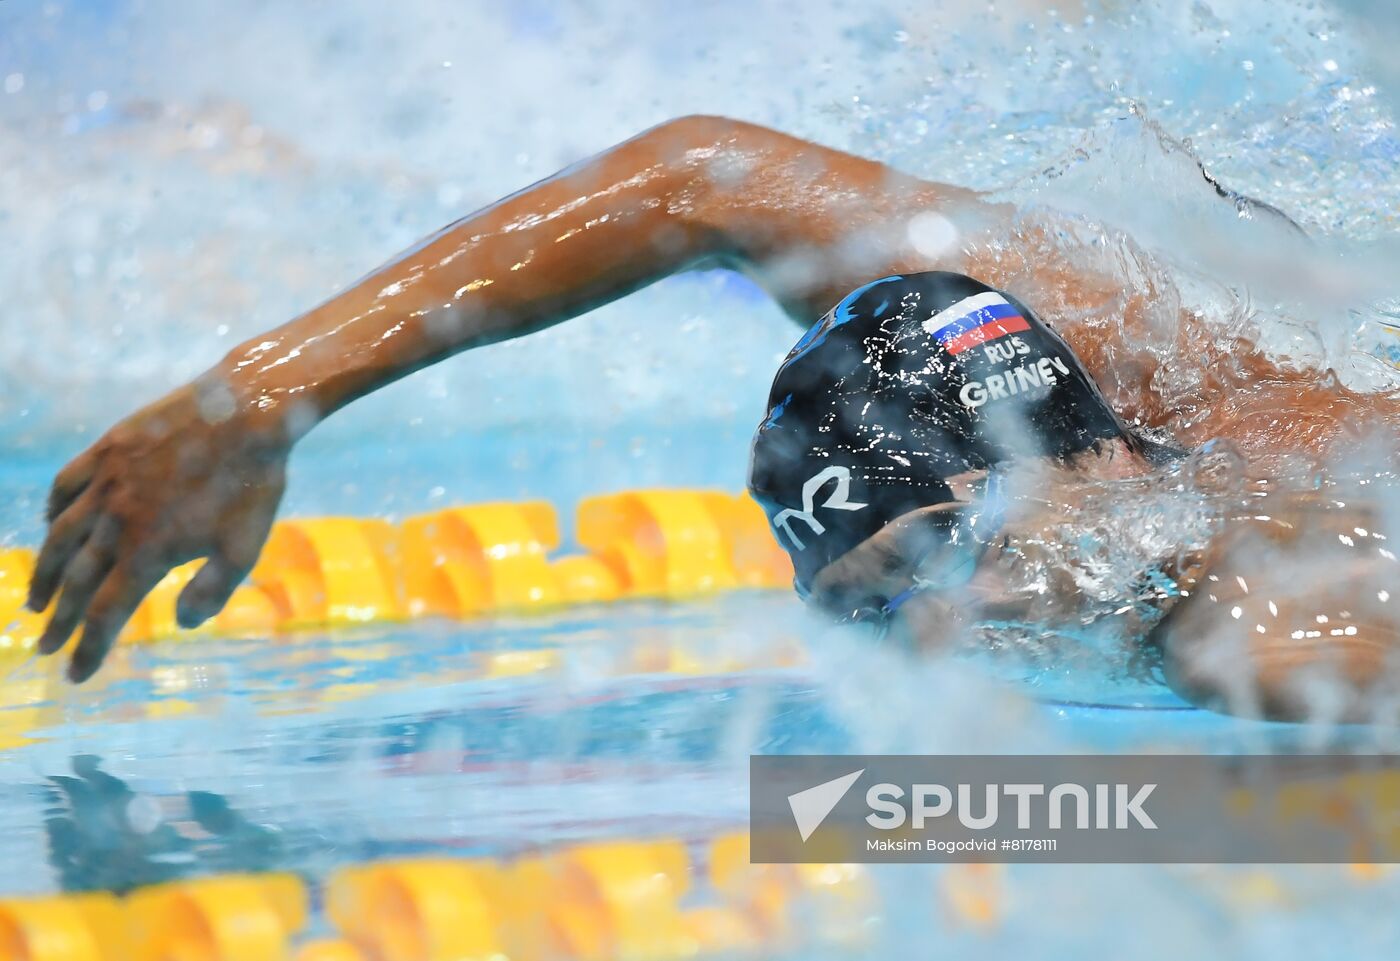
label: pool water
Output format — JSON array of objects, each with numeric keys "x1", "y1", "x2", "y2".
[
  {"x1": 1, "y1": 585, "x2": 1394, "y2": 955},
  {"x1": 6, "y1": 0, "x2": 1400, "y2": 957}
]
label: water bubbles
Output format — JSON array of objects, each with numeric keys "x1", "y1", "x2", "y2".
[
  {"x1": 71, "y1": 252, "x2": 96, "y2": 279},
  {"x1": 190, "y1": 123, "x2": 222, "y2": 150},
  {"x1": 125, "y1": 795, "x2": 165, "y2": 835},
  {"x1": 905, "y1": 211, "x2": 960, "y2": 258},
  {"x1": 195, "y1": 378, "x2": 238, "y2": 425},
  {"x1": 1184, "y1": 440, "x2": 1248, "y2": 494},
  {"x1": 284, "y1": 399, "x2": 320, "y2": 441}
]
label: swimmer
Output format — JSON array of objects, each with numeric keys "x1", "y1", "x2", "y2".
[{"x1": 26, "y1": 116, "x2": 1400, "y2": 720}]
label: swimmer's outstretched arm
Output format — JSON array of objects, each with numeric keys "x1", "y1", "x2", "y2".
[{"x1": 29, "y1": 114, "x2": 986, "y2": 682}]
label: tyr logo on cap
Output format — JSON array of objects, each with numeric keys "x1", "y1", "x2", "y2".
[{"x1": 772, "y1": 466, "x2": 868, "y2": 550}]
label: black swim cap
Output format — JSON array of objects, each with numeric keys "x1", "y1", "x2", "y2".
[{"x1": 747, "y1": 271, "x2": 1140, "y2": 593}]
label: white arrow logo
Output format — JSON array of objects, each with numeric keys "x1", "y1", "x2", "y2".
[{"x1": 787, "y1": 769, "x2": 864, "y2": 842}]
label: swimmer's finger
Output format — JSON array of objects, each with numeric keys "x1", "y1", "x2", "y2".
[
  {"x1": 37, "y1": 519, "x2": 120, "y2": 657},
  {"x1": 174, "y1": 554, "x2": 248, "y2": 630},
  {"x1": 28, "y1": 486, "x2": 101, "y2": 613},
  {"x1": 70, "y1": 562, "x2": 165, "y2": 684},
  {"x1": 175, "y1": 514, "x2": 272, "y2": 629},
  {"x1": 46, "y1": 446, "x2": 100, "y2": 523}
]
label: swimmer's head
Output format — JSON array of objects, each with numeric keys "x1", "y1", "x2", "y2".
[{"x1": 747, "y1": 271, "x2": 1174, "y2": 604}]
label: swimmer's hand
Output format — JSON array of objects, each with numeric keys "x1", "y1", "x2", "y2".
[{"x1": 26, "y1": 382, "x2": 288, "y2": 683}]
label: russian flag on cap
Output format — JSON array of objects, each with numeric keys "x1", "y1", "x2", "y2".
[{"x1": 924, "y1": 292, "x2": 1030, "y2": 356}]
